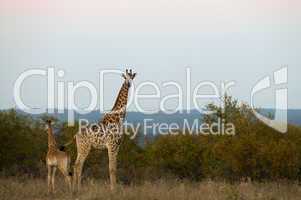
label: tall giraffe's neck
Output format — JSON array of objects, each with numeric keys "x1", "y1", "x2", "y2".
[
  {"x1": 111, "y1": 81, "x2": 130, "y2": 115},
  {"x1": 47, "y1": 125, "x2": 57, "y2": 149}
]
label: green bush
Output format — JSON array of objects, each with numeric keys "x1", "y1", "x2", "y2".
[
  {"x1": 146, "y1": 134, "x2": 202, "y2": 180},
  {"x1": 1, "y1": 97, "x2": 301, "y2": 183},
  {"x1": 0, "y1": 110, "x2": 47, "y2": 176}
]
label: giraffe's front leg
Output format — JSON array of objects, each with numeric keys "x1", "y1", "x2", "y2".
[{"x1": 107, "y1": 145, "x2": 119, "y2": 191}]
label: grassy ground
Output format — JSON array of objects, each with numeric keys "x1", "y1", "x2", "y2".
[{"x1": 0, "y1": 177, "x2": 301, "y2": 200}]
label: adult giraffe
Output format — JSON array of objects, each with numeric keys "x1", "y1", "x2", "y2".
[{"x1": 67, "y1": 69, "x2": 136, "y2": 191}]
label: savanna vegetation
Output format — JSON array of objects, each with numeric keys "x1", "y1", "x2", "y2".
[
  {"x1": 2, "y1": 178, "x2": 301, "y2": 200},
  {"x1": 0, "y1": 96, "x2": 301, "y2": 199}
]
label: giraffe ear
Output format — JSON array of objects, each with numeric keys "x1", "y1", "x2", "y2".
[
  {"x1": 132, "y1": 73, "x2": 137, "y2": 79},
  {"x1": 122, "y1": 73, "x2": 126, "y2": 79}
]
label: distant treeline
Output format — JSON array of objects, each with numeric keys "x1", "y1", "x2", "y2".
[{"x1": 1, "y1": 96, "x2": 301, "y2": 183}]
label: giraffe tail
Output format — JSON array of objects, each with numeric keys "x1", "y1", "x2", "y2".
[{"x1": 59, "y1": 135, "x2": 76, "y2": 151}]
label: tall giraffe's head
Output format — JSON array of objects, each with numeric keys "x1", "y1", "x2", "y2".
[{"x1": 122, "y1": 69, "x2": 136, "y2": 86}]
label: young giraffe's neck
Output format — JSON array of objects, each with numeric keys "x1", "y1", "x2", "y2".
[
  {"x1": 47, "y1": 124, "x2": 57, "y2": 149},
  {"x1": 111, "y1": 81, "x2": 130, "y2": 117}
]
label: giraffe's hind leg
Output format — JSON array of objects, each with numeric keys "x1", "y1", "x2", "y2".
[
  {"x1": 51, "y1": 166, "x2": 57, "y2": 193},
  {"x1": 73, "y1": 137, "x2": 90, "y2": 192},
  {"x1": 47, "y1": 165, "x2": 52, "y2": 194},
  {"x1": 73, "y1": 152, "x2": 89, "y2": 192},
  {"x1": 58, "y1": 157, "x2": 72, "y2": 193}
]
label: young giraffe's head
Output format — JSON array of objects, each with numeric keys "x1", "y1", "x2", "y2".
[
  {"x1": 122, "y1": 69, "x2": 136, "y2": 87},
  {"x1": 44, "y1": 119, "x2": 58, "y2": 148},
  {"x1": 45, "y1": 119, "x2": 53, "y2": 130}
]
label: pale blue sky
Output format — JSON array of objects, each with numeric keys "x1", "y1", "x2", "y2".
[{"x1": 0, "y1": 0, "x2": 300, "y2": 111}]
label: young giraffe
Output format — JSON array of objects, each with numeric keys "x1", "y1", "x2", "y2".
[
  {"x1": 69, "y1": 69, "x2": 136, "y2": 191},
  {"x1": 45, "y1": 119, "x2": 72, "y2": 194}
]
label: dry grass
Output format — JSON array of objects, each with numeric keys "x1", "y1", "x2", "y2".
[{"x1": 0, "y1": 177, "x2": 301, "y2": 200}]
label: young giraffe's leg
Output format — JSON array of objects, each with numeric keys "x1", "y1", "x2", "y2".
[
  {"x1": 51, "y1": 166, "x2": 57, "y2": 193},
  {"x1": 58, "y1": 158, "x2": 72, "y2": 193},
  {"x1": 66, "y1": 157, "x2": 72, "y2": 193},
  {"x1": 107, "y1": 145, "x2": 119, "y2": 190},
  {"x1": 65, "y1": 174, "x2": 72, "y2": 193},
  {"x1": 47, "y1": 165, "x2": 52, "y2": 194}
]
